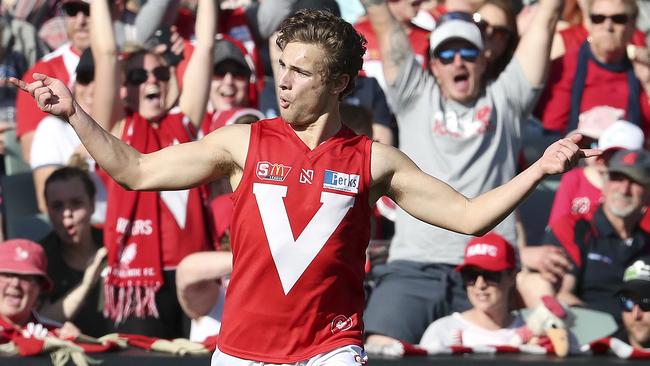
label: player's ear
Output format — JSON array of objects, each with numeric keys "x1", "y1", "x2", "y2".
[{"x1": 330, "y1": 73, "x2": 349, "y2": 96}]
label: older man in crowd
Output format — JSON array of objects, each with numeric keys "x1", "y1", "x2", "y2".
[{"x1": 548, "y1": 149, "x2": 650, "y2": 326}]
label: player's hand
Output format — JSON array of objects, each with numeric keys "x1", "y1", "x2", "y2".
[
  {"x1": 537, "y1": 134, "x2": 601, "y2": 176},
  {"x1": 9, "y1": 73, "x2": 76, "y2": 119}
]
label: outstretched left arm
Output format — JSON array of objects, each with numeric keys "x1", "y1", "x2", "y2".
[{"x1": 370, "y1": 134, "x2": 599, "y2": 236}]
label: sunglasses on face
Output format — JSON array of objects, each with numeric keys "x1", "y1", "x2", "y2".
[
  {"x1": 62, "y1": 2, "x2": 90, "y2": 17},
  {"x1": 213, "y1": 62, "x2": 251, "y2": 79},
  {"x1": 461, "y1": 269, "x2": 503, "y2": 286},
  {"x1": 589, "y1": 13, "x2": 629, "y2": 25},
  {"x1": 125, "y1": 66, "x2": 171, "y2": 86},
  {"x1": 436, "y1": 47, "x2": 480, "y2": 65},
  {"x1": 475, "y1": 20, "x2": 512, "y2": 41},
  {"x1": 620, "y1": 295, "x2": 650, "y2": 312}
]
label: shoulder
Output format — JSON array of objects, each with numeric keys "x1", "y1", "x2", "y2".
[{"x1": 40, "y1": 43, "x2": 72, "y2": 62}]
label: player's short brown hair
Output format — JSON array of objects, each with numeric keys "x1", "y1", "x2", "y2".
[{"x1": 276, "y1": 9, "x2": 366, "y2": 100}]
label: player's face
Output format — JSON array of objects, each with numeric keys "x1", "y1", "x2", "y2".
[
  {"x1": 603, "y1": 172, "x2": 648, "y2": 218},
  {"x1": 45, "y1": 178, "x2": 94, "y2": 246},
  {"x1": 462, "y1": 268, "x2": 513, "y2": 314},
  {"x1": 125, "y1": 53, "x2": 169, "y2": 121},
  {"x1": 431, "y1": 40, "x2": 486, "y2": 104},
  {"x1": 276, "y1": 42, "x2": 337, "y2": 126},
  {"x1": 586, "y1": 0, "x2": 635, "y2": 59}
]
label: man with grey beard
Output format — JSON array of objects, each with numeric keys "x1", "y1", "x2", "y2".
[{"x1": 546, "y1": 149, "x2": 650, "y2": 327}]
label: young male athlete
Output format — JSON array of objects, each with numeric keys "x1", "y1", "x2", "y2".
[{"x1": 12, "y1": 9, "x2": 598, "y2": 366}]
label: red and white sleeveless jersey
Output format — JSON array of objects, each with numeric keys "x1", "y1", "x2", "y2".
[{"x1": 217, "y1": 118, "x2": 372, "y2": 363}]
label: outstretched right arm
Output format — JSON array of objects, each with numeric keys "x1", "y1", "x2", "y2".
[
  {"x1": 361, "y1": 0, "x2": 413, "y2": 85},
  {"x1": 11, "y1": 74, "x2": 248, "y2": 191}
]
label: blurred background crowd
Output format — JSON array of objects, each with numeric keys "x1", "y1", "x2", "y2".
[{"x1": 0, "y1": 0, "x2": 650, "y2": 358}]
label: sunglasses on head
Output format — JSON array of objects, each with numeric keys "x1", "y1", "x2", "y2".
[
  {"x1": 589, "y1": 13, "x2": 629, "y2": 25},
  {"x1": 461, "y1": 269, "x2": 503, "y2": 286},
  {"x1": 620, "y1": 295, "x2": 650, "y2": 312},
  {"x1": 436, "y1": 47, "x2": 480, "y2": 65},
  {"x1": 475, "y1": 20, "x2": 512, "y2": 41},
  {"x1": 62, "y1": 2, "x2": 90, "y2": 17},
  {"x1": 125, "y1": 66, "x2": 171, "y2": 86}
]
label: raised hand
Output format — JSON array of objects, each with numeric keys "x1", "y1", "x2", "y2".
[
  {"x1": 537, "y1": 134, "x2": 601, "y2": 175},
  {"x1": 9, "y1": 73, "x2": 76, "y2": 119}
]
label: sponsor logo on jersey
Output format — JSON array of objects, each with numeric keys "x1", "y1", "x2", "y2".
[
  {"x1": 299, "y1": 169, "x2": 314, "y2": 184},
  {"x1": 330, "y1": 315, "x2": 354, "y2": 335},
  {"x1": 256, "y1": 161, "x2": 291, "y2": 182},
  {"x1": 323, "y1": 170, "x2": 359, "y2": 194}
]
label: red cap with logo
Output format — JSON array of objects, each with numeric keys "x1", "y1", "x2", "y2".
[
  {"x1": 455, "y1": 232, "x2": 516, "y2": 272},
  {"x1": 0, "y1": 239, "x2": 53, "y2": 291}
]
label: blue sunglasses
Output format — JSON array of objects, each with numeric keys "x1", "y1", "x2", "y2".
[{"x1": 436, "y1": 48, "x2": 480, "y2": 65}]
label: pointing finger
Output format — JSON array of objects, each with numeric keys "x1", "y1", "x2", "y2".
[{"x1": 8, "y1": 77, "x2": 29, "y2": 92}]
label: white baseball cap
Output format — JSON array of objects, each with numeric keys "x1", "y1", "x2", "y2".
[
  {"x1": 430, "y1": 19, "x2": 484, "y2": 55},
  {"x1": 598, "y1": 120, "x2": 645, "y2": 152}
]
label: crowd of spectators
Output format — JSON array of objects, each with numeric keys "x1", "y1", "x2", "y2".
[{"x1": 0, "y1": 0, "x2": 650, "y2": 360}]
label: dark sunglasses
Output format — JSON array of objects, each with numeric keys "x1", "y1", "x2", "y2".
[
  {"x1": 125, "y1": 66, "x2": 171, "y2": 86},
  {"x1": 213, "y1": 62, "x2": 251, "y2": 79},
  {"x1": 461, "y1": 269, "x2": 503, "y2": 286},
  {"x1": 475, "y1": 20, "x2": 512, "y2": 41},
  {"x1": 620, "y1": 295, "x2": 650, "y2": 312},
  {"x1": 62, "y1": 2, "x2": 90, "y2": 17},
  {"x1": 589, "y1": 13, "x2": 629, "y2": 25},
  {"x1": 436, "y1": 47, "x2": 480, "y2": 65}
]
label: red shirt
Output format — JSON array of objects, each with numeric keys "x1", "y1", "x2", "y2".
[
  {"x1": 548, "y1": 167, "x2": 602, "y2": 226},
  {"x1": 218, "y1": 118, "x2": 372, "y2": 362},
  {"x1": 535, "y1": 44, "x2": 650, "y2": 134},
  {"x1": 16, "y1": 44, "x2": 80, "y2": 138}
]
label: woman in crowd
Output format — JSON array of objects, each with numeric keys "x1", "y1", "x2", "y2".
[
  {"x1": 475, "y1": 0, "x2": 519, "y2": 81},
  {"x1": 89, "y1": 0, "x2": 217, "y2": 337},
  {"x1": 37, "y1": 166, "x2": 109, "y2": 338},
  {"x1": 419, "y1": 233, "x2": 524, "y2": 348}
]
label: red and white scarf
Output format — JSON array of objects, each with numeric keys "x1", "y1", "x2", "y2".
[
  {"x1": 369, "y1": 338, "x2": 650, "y2": 360},
  {"x1": 103, "y1": 112, "x2": 212, "y2": 323}
]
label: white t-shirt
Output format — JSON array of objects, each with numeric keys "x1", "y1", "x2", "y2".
[
  {"x1": 30, "y1": 115, "x2": 107, "y2": 224},
  {"x1": 419, "y1": 312, "x2": 525, "y2": 348}
]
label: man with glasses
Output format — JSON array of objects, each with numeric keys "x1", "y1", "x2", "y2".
[
  {"x1": 536, "y1": 0, "x2": 650, "y2": 137},
  {"x1": 616, "y1": 256, "x2": 650, "y2": 349},
  {"x1": 361, "y1": 0, "x2": 562, "y2": 346},
  {"x1": 549, "y1": 149, "x2": 650, "y2": 326}
]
